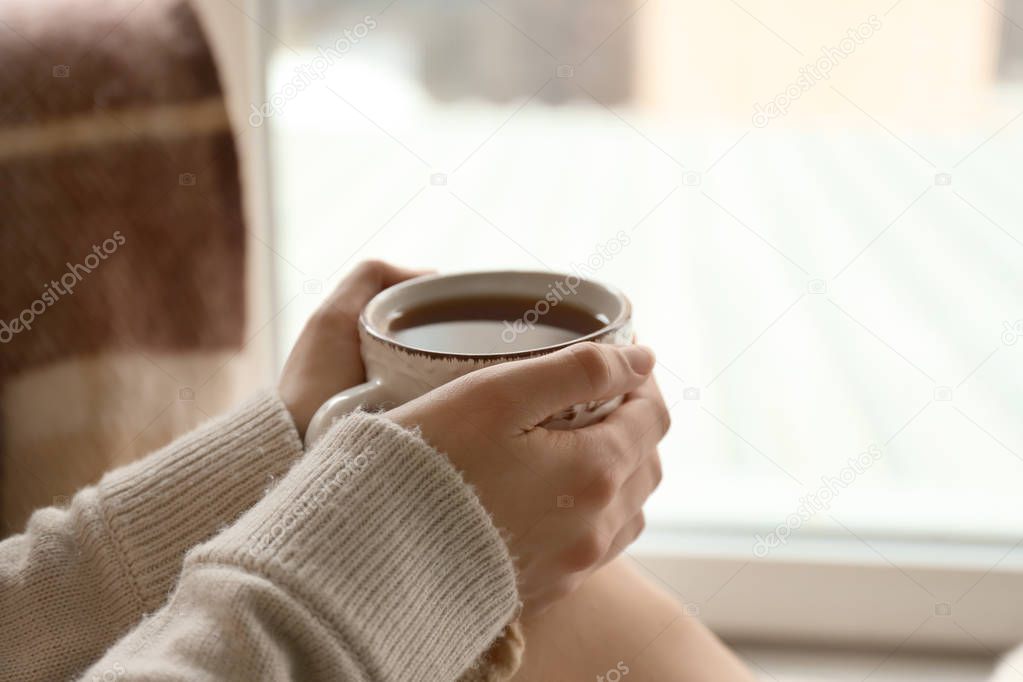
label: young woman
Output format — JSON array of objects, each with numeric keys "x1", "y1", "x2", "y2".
[{"x1": 0, "y1": 261, "x2": 755, "y2": 680}]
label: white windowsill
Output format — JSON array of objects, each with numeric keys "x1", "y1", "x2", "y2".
[
  {"x1": 734, "y1": 643, "x2": 996, "y2": 681},
  {"x1": 631, "y1": 529, "x2": 1023, "y2": 654}
]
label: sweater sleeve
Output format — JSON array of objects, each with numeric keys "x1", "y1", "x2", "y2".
[
  {"x1": 0, "y1": 392, "x2": 304, "y2": 682},
  {"x1": 77, "y1": 411, "x2": 521, "y2": 682}
]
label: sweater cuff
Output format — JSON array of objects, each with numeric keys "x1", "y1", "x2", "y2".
[
  {"x1": 97, "y1": 391, "x2": 303, "y2": 611},
  {"x1": 188, "y1": 411, "x2": 520, "y2": 681}
]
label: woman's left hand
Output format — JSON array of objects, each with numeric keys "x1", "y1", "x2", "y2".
[{"x1": 278, "y1": 260, "x2": 430, "y2": 438}]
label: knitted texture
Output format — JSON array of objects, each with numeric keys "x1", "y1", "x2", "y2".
[
  {"x1": 0, "y1": 392, "x2": 302, "y2": 682},
  {"x1": 78, "y1": 410, "x2": 520, "y2": 681},
  {"x1": 98, "y1": 392, "x2": 303, "y2": 610}
]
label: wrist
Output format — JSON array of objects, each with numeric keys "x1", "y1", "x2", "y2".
[
  {"x1": 98, "y1": 392, "x2": 303, "y2": 610},
  {"x1": 189, "y1": 411, "x2": 520, "y2": 679}
]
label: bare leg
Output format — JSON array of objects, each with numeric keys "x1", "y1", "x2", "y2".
[{"x1": 510, "y1": 557, "x2": 756, "y2": 682}]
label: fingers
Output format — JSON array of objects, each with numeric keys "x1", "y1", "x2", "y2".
[
  {"x1": 486, "y1": 342, "x2": 656, "y2": 428},
  {"x1": 614, "y1": 449, "x2": 662, "y2": 517},
  {"x1": 322, "y1": 260, "x2": 433, "y2": 320},
  {"x1": 553, "y1": 375, "x2": 668, "y2": 492},
  {"x1": 594, "y1": 452, "x2": 660, "y2": 566},
  {"x1": 578, "y1": 376, "x2": 670, "y2": 471},
  {"x1": 601, "y1": 511, "x2": 647, "y2": 565},
  {"x1": 623, "y1": 371, "x2": 667, "y2": 410}
]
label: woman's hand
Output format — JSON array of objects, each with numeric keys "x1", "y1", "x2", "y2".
[
  {"x1": 279, "y1": 260, "x2": 429, "y2": 438},
  {"x1": 386, "y1": 342, "x2": 670, "y2": 616}
]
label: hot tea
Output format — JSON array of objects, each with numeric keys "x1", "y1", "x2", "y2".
[{"x1": 387, "y1": 294, "x2": 607, "y2": 354}]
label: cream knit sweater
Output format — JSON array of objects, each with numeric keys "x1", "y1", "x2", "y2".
[{"x1": 0, "y1": 393, "x2": 520, "y2": 681}]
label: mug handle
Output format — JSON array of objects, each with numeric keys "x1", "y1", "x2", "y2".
[{"x1": 304, "y1": 378, "x2": 394, "y2": 449}]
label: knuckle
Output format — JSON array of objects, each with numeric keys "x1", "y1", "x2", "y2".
[
  {"x1": 539, "y1": 578, "x2": 577, "y2": 609},
  {"x1": 563, "y1": 532, "x2": 606, "y2": 572},
  {"x1": 356, "y1": 259, "x2": 387, "y2": 276},
  {"x1": 551, "y1": 579, "x2": 576, "y2": 602},
  {"x1": 312, "y1": 301, "x2": 358, "y2": 328},
  {"x1": 658, "y1": 402, "x2": 675, "y2": 435},
  {"x1": 584, "y1": 467, "x2": 618, "y2": 506},
  {"x1": 568, "y1": 342, "x2": 613, "y2": 395},
  {"x1": 658, "y1": 404, "x2": 672, "y2": 436},
  {"x1": 633, "y1": 512, "x2": 647, "y2": 540},
  {"x1": 650, "y1": 455, "x2": 663, "y2": 488}
]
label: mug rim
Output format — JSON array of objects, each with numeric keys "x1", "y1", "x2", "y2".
[{"x1": 359, "y1": 270, "x2": 632, "y2": 360}]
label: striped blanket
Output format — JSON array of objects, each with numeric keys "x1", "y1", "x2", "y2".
[{"x1": 0, "y1": 0, "x2": 256, "y2": 535}]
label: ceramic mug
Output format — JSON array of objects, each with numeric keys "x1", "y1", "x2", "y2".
[{"x1": 304, "y1": 270, "x2": 633, "y2": 447}]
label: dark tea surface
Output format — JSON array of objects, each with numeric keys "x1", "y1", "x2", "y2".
[{"x1": 387, "y1": 295, "x2": 607, "y2": 353}]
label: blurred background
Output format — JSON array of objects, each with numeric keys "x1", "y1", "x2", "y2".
[
  {"x1": 264, "y1": 0, "x2": 1023, "y2": 553},
  {"x1": 1, "y1": 0, "x2": 1020, "y2": 675}
]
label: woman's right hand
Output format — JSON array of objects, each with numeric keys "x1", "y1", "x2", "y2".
[{"x1": 386, "y1": 342, "x2": 670, "y2": 615}]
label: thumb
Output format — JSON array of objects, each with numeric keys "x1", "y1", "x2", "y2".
[
  {"x1": 489, "y1": 342, "x2": 655, "y2": 428},
  {"x1": 323, "y1": 261, "x2": 433, "y2": 319}
]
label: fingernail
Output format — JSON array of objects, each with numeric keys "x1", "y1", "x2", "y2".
[{"x1": 623, "y1": 345, "x2": 655, "y2": 374}]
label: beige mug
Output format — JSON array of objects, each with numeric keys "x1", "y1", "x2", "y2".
[{"x1": 305, "y1": 270, "x2": 633, "y2": 447}]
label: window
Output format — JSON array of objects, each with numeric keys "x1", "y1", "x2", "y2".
[{"x1": 260, "y1": 0, "x2": 1023, "y2": 647}]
